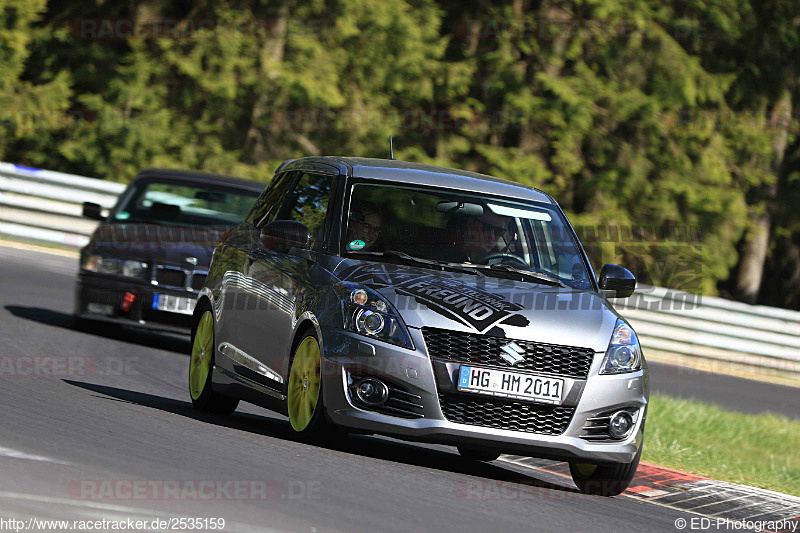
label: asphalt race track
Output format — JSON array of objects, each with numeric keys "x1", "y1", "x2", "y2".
[
  {"x1": 648, "y1": 360, "x2": 799, "y2": 420},
  {"x1": 0, "y1": 244, "x2": 795, "y2": 532}
]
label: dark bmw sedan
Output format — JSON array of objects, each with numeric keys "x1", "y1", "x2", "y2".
[{"x1": 74, "y1": 168, "x2": 263, "y2": 334}]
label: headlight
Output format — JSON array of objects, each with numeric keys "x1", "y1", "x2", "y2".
[
  {"x1": 81, "y1": 253, "x2": 119, "y2": 274},
  {"x1": 121, "y1": 260, "x2": 147, "y2": 278},
  {"x1": 81, "y1": 253, "x2": 147, "y2": 278},
  {"x1": 600, "y1": 319, "x2": 642, "y2": 374},
  {"x1": 81, "y1": 254, "x2": 101, "y2": 272},
  {"x1": 342, "y1": 284, "x2": 413, "y2": 350}
]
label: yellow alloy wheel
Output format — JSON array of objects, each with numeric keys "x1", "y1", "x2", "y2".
[
  {"x1": 287, "y1": 336, "x2": 322, "y2": 432},
  {"x1": 190, "y1": 311, "x2": 214, "y2": 400}
]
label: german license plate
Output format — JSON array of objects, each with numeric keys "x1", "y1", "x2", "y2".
[
  {"x1": 457, "y1": 366, "x2": 565, "y2": 404},
  {"x1": 152, "y1": 294, "x2": 196, "y2": 315}
]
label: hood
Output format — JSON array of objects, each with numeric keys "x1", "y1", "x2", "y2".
[
  {"x1": 87, "y1": 223, "x2": 225, "y2": 269},
  {"x1": 333, "y1": 259, "x2": 619, "y2": 352}
]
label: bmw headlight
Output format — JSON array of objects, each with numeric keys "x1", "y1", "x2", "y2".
[
  {"x1": 600, "y1": 319, "x2": 642, "y2": 374},
  {"x1": 342, "y1": 284, "x2": 413, "y2": 350},
  {"x1": 81, "y1": 253, "x2": 101, "y2": 272},
  {"x1": 121, "y1": 259, "x2": 147, "y2": 278},
  {"x1": 81, "y1": 253, "x2": 118, "y2": 274},
  {"x1": 81, "y1": 253, "x2": 147, "y2": 278}
]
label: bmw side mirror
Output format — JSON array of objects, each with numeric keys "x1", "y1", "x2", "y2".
[
  {"x1": 261, "y1": 220, "x2": 312, "y2": 253},
  {"x1": 82, "y1": 202, "x2": 104, "y2": 221},
  {"x1": 598, "y1": 264, "x2": 636, "y2": 298}
]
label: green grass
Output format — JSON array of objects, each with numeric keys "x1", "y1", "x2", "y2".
[{"x1": 642, "y1": 394, "x2": 800, "y2": 496}]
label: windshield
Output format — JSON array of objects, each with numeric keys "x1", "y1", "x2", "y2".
[
  {"x1": 344, "y1": 182, "x2": 592, "y2": 290},
  {"x1": 113, "y1": 179, "x2": 260, "y2": 227}
]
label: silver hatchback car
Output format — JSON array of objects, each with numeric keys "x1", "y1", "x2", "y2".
[{"x1": 189, "y1": 157, "x2": 648, "y2": 496}]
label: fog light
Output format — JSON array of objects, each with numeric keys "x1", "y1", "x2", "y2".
[
  {"x1": 608, "y1": 411, "x2": 634, "y2": 439},
  {"x1": 355, "y1": 378, "x2": 388, "y2": 406}
]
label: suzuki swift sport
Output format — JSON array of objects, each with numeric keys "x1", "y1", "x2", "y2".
[{"x1": 189, "y1": 157, "x2": 648, "y2": 496}]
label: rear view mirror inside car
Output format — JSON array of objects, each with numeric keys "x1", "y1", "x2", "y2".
[{"x1": 435, "y1": 201, "x2": 484, "y2": 216}]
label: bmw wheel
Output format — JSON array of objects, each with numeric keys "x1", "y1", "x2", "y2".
[{"x1": 189, "y1": 305, "x2": 239, "y2": 414}]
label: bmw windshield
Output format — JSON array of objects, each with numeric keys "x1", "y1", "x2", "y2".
[
  {"x1": 343, "y1": 182, "x2": 593, "y2": 290},
  {"x1": 112, "y1": 179, "x2": 260, "y2": 227}
]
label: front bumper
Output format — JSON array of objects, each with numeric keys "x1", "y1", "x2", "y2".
[
  {"x1": 321, "y1": 326, "x2": 648, "y2": 464},
  {"x1": 74, "y1": 271, "x2": 195, "y2": 334}
]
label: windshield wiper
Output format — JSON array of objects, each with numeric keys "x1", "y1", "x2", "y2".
[
  {"x1": 347, "y1": 250, "x2": 484, "y2": 277},
  {"x1": 382, "y1": 249, "x2": 440, "y2": 266},
  {"x1": 485, "y1": 264, "x2": 566, "y2": 287},
  {"x1": 345, "y1": 249, "x2": 432, "y2": 264}
]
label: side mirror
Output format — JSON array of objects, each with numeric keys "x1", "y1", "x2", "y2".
[
  {"x1": 598, "y1": 264, "x2": 636, "y2": 298},
  {"x1": 261, "y1": 220, "x2": 312, "y2": 254},
  {"x1": 82, "y1": 202, "x2": 104, "y2": 221}
]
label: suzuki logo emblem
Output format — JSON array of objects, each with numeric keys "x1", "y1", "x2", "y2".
[{"x1": 499, "y1": 342, "x2": 525, "y2": 365}]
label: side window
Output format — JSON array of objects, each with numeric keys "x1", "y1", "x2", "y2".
[
  {"x1": 253, "y1": 171, "x2": 298, "y2": 228},
  {"x1": 279, "y1": 172, "x2": 334, "y2": 249}
]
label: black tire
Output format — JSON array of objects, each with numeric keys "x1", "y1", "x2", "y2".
[
  {"x1": 457, "y1": 446, "x2": 501, "y2": 462},
  {"x1": 569, "y1": 442, "x2": 642, "y2": 496},
  {"x1": 189, "y1": 303, "x2": 239, "y2": 415}
]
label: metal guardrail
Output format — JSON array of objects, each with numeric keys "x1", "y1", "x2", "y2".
[
  {"x1": 0, "y1": 162, "x2": 124, "y2": 247},
  {"x1": 1, "y1": 161, "x2": 798, "y2": 374},
  {"x1": 616, "y1": 288, "x2": 800, "y2": 375}
]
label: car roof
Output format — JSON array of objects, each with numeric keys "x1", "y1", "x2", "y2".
[
  {"x1": 283, "y1": 157, "x2": 554, "y2": 204},
  {"x1": 135, "y1": 168, "x2": 264, "y2": 191}
]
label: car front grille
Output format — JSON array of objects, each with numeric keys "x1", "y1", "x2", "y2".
[
  {"x1": 422, "y1": 327, "x2": 595, "y2": 379},
  {"x1": 190, "y1": 273, "x2": 207, "y2": 291},
  {"x1": 438, "y1": 394, "x2": 574, "y2": 435},
  {"x1": 155, "y1": 268, "x2": 186, "y2": 288},
  {"x1": 152, "y1": 267, "x2": 208, "y2": 292}
]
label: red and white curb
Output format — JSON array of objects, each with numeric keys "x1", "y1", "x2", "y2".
[{"x1": 500, "y1": 456, "x2": 800, "y2": 532}]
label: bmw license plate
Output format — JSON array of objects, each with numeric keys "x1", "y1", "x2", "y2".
[
  {"x1": 457, "y1": 366, "x2": 565, "y2": 405},
  {"x1": 152, "y1": 293, "x2": 196, "y2": 315}
]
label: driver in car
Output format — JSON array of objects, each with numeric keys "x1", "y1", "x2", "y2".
[{"x1": 449, "y1": 209, "x2": 515, "y2": 264}]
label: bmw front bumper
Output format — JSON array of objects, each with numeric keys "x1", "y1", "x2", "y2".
[{"x1": 74, "y1": 271, "x2": 195, "y2": 334}]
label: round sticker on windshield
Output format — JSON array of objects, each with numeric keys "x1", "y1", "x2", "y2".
[
  {"x1": 348, "y1": 240, "x2": 366, "y2": 250},
  {"x1": 116, "y1": 211, "x2": 130, "y2": 220}
]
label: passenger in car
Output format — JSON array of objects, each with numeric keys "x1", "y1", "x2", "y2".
[{"x1": 347, "y1": 201, "x2": 384, "y2": 251}]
